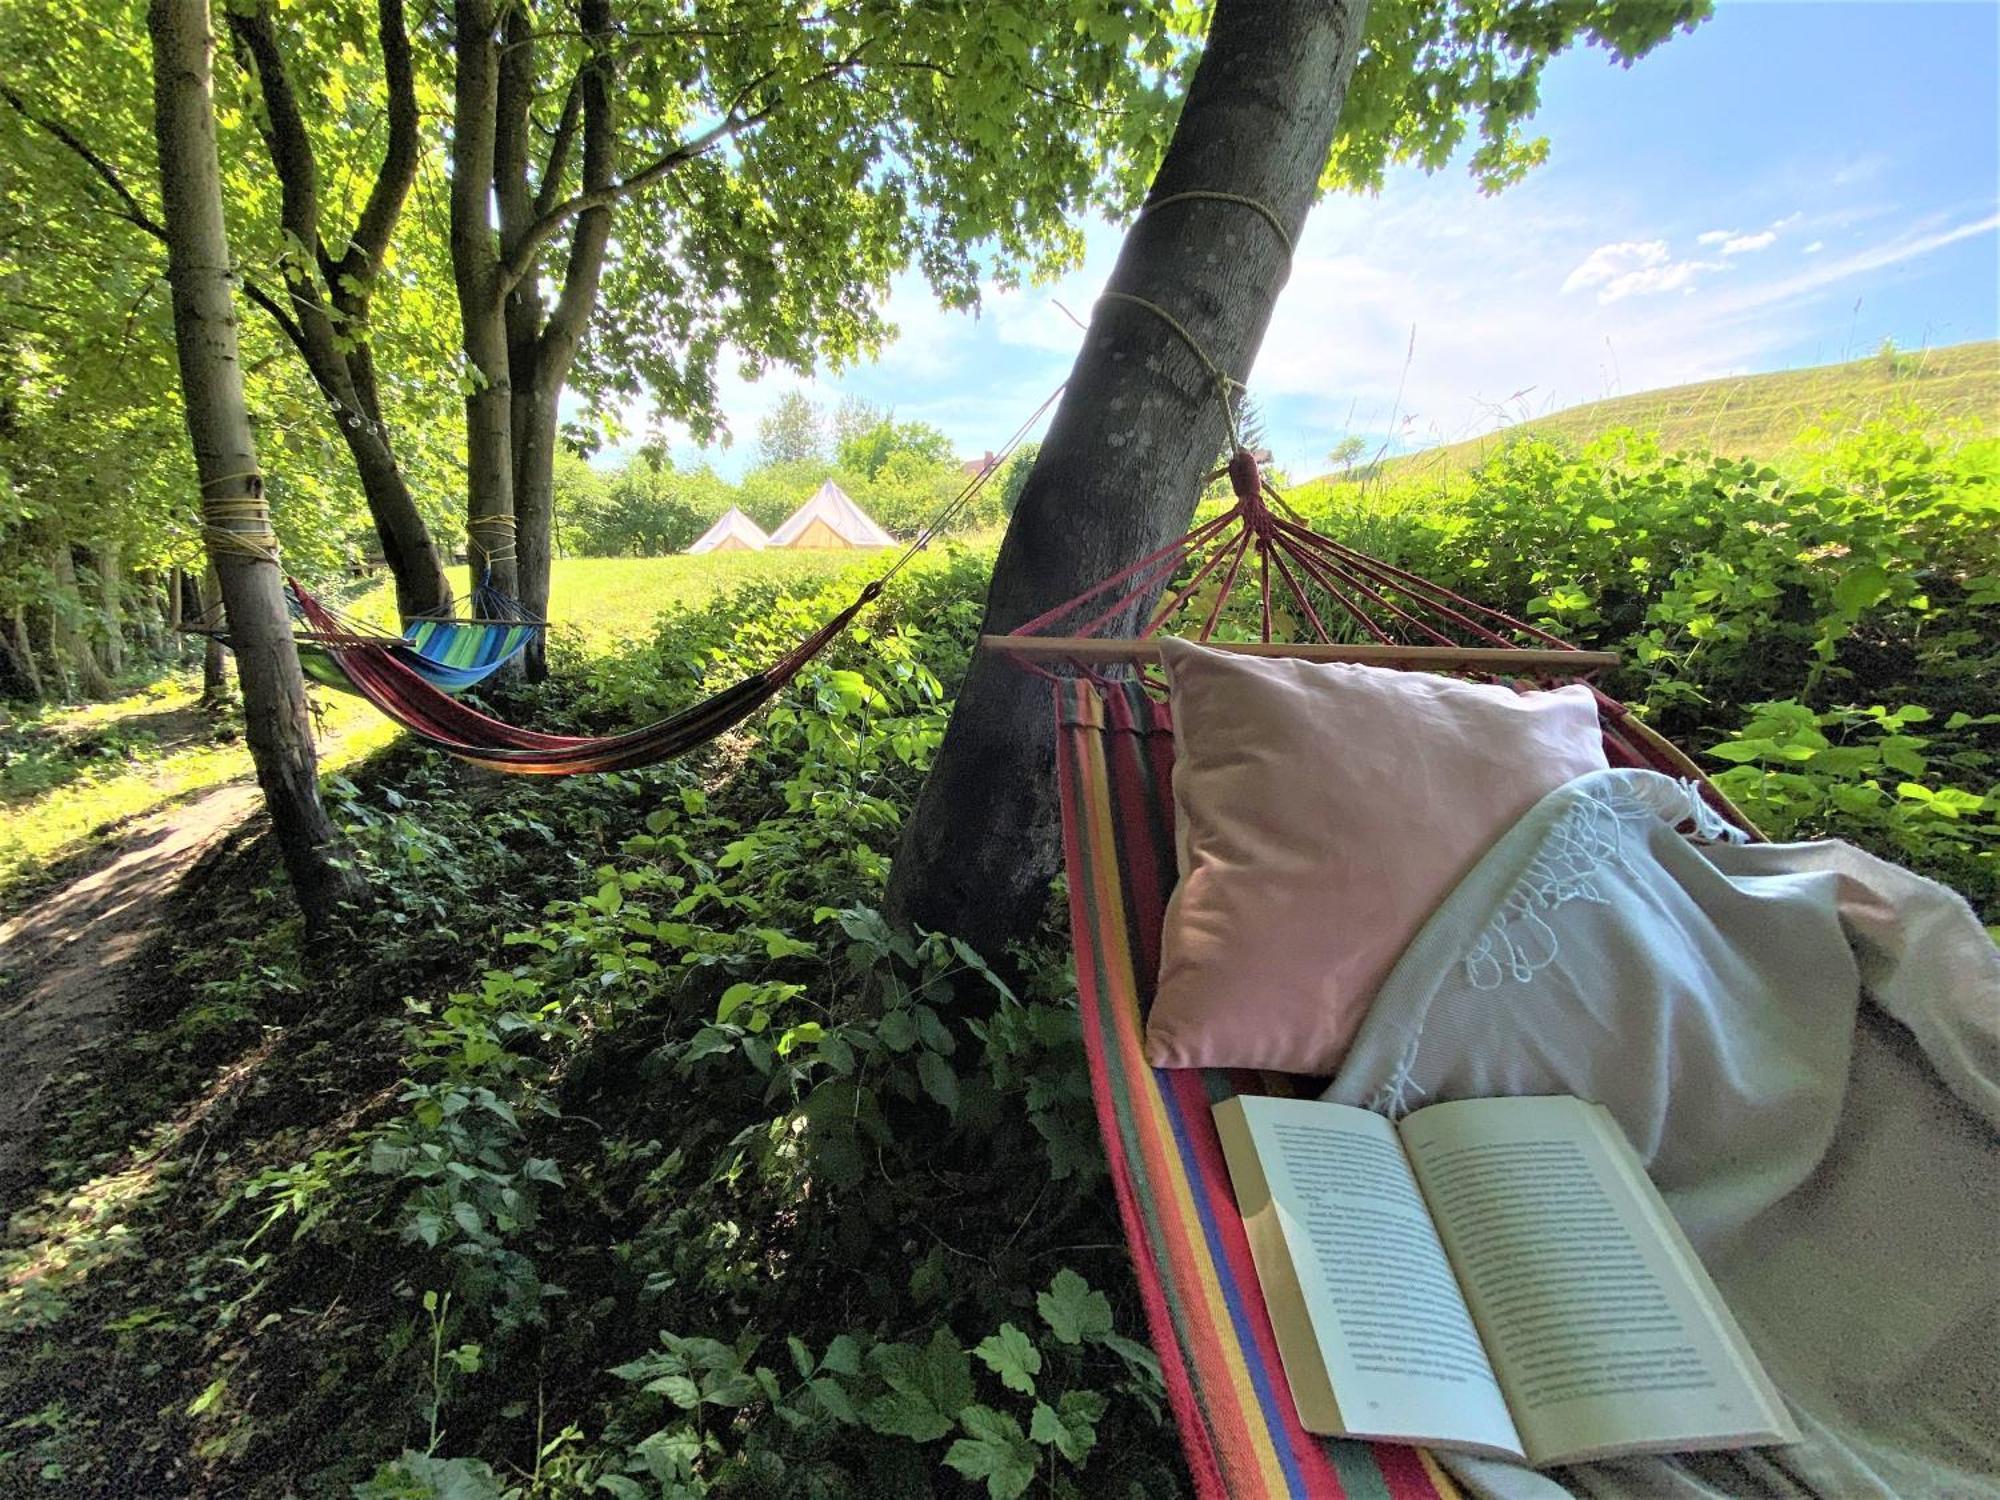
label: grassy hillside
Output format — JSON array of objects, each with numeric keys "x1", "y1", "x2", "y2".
[{"x1": 1310, "y1": 337, "x2": 1997, "y2": 489}]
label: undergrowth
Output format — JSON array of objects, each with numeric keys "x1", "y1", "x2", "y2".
[{"x1": 1, "y1": 418, "x2": 1994, "y2": 1497}]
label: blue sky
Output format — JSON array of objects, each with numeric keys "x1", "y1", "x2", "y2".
[{"x1": 654, "y1": 1, "x2": 2000, "y2": 481}]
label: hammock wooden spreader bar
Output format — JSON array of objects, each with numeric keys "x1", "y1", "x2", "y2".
[
  {"x1": 991, "y1": 637, "x2": 1619, "y2": 671},
  {"x1": 995, "y1": 449, "x2": 1598, "y2": 675}
]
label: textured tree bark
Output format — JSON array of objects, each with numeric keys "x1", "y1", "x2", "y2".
[
  {"x1": 885, "y1": 0, "x2": 1369, "y2": 951},
  {"x1": 149, "y1": 0, "x2": 365, "y2": 920},
  {"x1": 82, "y1": 539, "x2": 124, "y2": 678}
]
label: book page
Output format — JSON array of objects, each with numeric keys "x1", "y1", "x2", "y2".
[
  {"x1": 1216, "y1": 1095, "x2": 1522, "y2": 1457},
  {"x1": 1401, "y1": 1096, "x2": 1795, "y2": 1466}
]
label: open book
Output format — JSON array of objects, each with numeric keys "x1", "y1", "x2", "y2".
[{"x1": 1213, "y1": 1093, "x2": 1798, "y2": 1467}]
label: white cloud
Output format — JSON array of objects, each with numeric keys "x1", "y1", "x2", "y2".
[
  {"x1": 1803, "y1": 240, "x2": 1825, "y2": 254},
  {"x1": 1720, "y1": 230, "x2": 1777, "y2": 255},
  {"x1": 1697, "y1": 229, "x2": 1736, "y2": 246},
  {"x1": 1561, "y1": 239, "x2": 1669, "y2": 293},
  {"x1": 1561, "y1": 239, "x2": 1728, "y2": 303}
]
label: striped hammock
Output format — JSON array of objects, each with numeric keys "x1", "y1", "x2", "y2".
[
  {"x1": 1036, "y1": 449, "x2": 1761, "y2": 1496},
  {"x1": 291, "y1": 577, "x2": 882, "y2": 775},
  {"x1": 296, "y1": 581, "x2": 539, "y2": 696}
]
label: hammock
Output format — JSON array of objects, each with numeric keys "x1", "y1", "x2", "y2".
[
  {"x1": 1017, "y1": 451, "x2": 1756, "y2": 1499},
  {"x1": 291, "y1": 577, "x2": 881, "y2": 775},
  {"x1": 278, "y1": 386, "x2": 1061, "y2": 773},
  {"x1": 294, "y1": 580, "x2": 541, "y2": 697}
]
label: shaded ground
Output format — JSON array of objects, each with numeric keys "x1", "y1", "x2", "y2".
[{"x1": 0, "y1": 778, "x2": 261, "y2": 1202}]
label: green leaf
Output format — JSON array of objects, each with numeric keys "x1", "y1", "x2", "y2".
[
  {"x1": 860, "y1": 1389, "x2": 952, "y2": 1441},
  {"x1": 916, "y1": 1050, "x2": 961, "y2": 1115},
  {"x1": 973, "y1": 1323, "x2": 1041, "y2": 1396},
  {"x1": 1038, "y1": 1269, "x2": 1113, "y2": 1346},
  {"x1": 944, "y1": 1406, "x2": 1038, "y2": 1500},
  {"x1": 717, "y1": 982, "x2": 758, "y2": 1024},
  {"x1": 809, "y1": 1376, "x2": 859, "y2": 1425},
  {"x1": 1029, "y1": 1389, "x2": 1105, "y2": 1464},
  {"x1": 878, "y1": 1008, "x2": 918, "y2": 1051},
  {"x1": 1832, "y1": 563, "x2": 1891, "y2": 615},
  {"x1": 186, "y1": 1375, "x2": 227, "y2": 1417},
  {"x1": 821, "y1": 1333, "x2": 862, "y2": 1377},
  {"x1": 646, "y1": 1374, "x2": 702, "y2": 1409}
]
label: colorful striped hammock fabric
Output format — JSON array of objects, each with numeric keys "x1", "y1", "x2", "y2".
[
  {"x1": 291, "y1": 578, "x2": 882, "y2": 774},
  {"x1": 294, "y1": 581, "x2": 539, "y2": 697},
  {"x1": 1055, "y1": 675, "x2": 1462, "y2": 1500},
  {"x1": 1052, "y1": 672, "x2": 1754, "y2": 1500}
]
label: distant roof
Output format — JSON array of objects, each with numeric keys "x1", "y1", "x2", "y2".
[
  {"x1": 768, "y1": 481, "x2": 896, "y2": 548},
  {"x1": 684, "y1": 506, "x2": 770, "y2": 553}
]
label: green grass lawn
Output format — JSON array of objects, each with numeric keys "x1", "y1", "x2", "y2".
[
  {"x1": 342, "y1": 548, "x2": 865, "y2": 644},
  {"x1": 1305, "y1": 337, "x2": 1998, "y2": 490}
]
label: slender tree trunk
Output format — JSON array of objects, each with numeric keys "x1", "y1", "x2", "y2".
[
  {"x1": 885, "y1": 0, "x2": 1369, "y2": 951},
  {"x1": 513, "y1": 384, "x2": 557, "y2": 669},
  {"x1": 83, "y1": 539, "x2": 125, "y2": 678},
  {"x1": 494, "y1": 0, "x2": 614, "y2": 679},
  {"x1": 23, "y1": 585, "x2": 62, "y2": 699},
  {"x1": 1, "y1": 605, "x2": 41, "y2": 701},
  {"x1": 149, "y1": 0, "x2": 364, "y2": 920},
  {"x1": 344, "y1": 420, "x2": 452, "y2": 617},
  {"x1": 197, "y1": 564, "x2": 231, "y2": 705},
  {"x1": 225, "y1": 0, "x2": 450, "y2": 620},
  {"x1": 50, "y1": 543, "x2": 113, "y2": 698}
]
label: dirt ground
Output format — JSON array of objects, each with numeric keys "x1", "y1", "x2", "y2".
[{"x1": 0, "y1": 779, "x2": 261, "y2": 1203}]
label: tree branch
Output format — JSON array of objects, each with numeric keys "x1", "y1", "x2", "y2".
[
  {"x1": 340, "y1": 0, "x2": 421, "y2": 281},
  {"x1": 224, "y1": 5, "x2": 325, "y2": 280},
  {"x1": 496, "y1": 98, "x2": 768, "y2": 294},
  {"x1": 536, "y1": 0, "x2": 615, "y2": 374},
  {"x1": 532, "y1": 73, "x2": 585, "y2": 220},
  {"x1": 0, "y1": 79, "x2": 167, "y2": 241}
]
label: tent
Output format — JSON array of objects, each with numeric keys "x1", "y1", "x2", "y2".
[
  {"x1": 685, "y1": 506, "x2": 770, "y2": 554},
  {"x1": 769, "y1": 481, "x2": 896, "y2": 549}
]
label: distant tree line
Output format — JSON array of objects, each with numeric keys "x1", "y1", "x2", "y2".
[{"x1": 551, "y1": 393, "x2": 1034, "y2": 558}]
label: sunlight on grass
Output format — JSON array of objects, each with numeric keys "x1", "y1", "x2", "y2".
[{"x1": 341, "y1": 549, "x2": 862, "y2": 644}]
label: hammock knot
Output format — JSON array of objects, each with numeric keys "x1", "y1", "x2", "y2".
[{"x1": 1229, "y1": 447, "x2": 1275, "y2": 541}]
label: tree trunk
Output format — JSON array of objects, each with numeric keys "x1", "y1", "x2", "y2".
[
  {"x1": 23, "y1": 585, "x2": 62, "y2": 699},
  {"x1": 149, "y1": 0, "x2": 365, "y2": 921},
  {"x1": 225, "y1": 0, "x2": 451, "y2": 621},
  {"x1": 1, "y1": 605, "x2": 41, "y2": 701},
  {"x1": 83, "y1": 539, "x2": 125, "y2": 678},
  {"x1": 50, "y1": 543, "x2": 113, "y2": 698},
  {"x1": 495, "y1": 0, "x2": 614, "y2": 681},
  {"x1": 885, "y1": 0, "x2": 1369, "y2": 951},
  {"x1": 450, "y1": 0, "x2": 520, "y2": 607},
  {"x1": 197, "y1": 563, "x2": 231, "y2": 705},
  {"x1": 345, "y1": 419, "x2": 453, "y2": 617},
  {"x1": 512, "y1": 381, "x2": 557, "y2": 673}
]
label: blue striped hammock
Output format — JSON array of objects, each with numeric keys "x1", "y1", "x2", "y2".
[{"x1": 296, "y1": 581, "x2": 541, "y2": 697}]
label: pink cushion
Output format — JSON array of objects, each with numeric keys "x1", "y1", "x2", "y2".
[{"x1": 1147, "y1": 639, "x2": 1609, "y2": 1074}]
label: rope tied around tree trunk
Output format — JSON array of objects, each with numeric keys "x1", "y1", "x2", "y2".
[
  {"x1": 199, "y1": 470, "x2": 281, "y2": 566},
  {"x1": 468, "y1": 513, "x2": 518, "y2": 569},
  {"x1": 1095, "y1": 190, "x2": 1294, "y2": 451}
]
